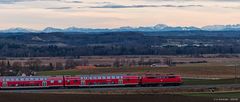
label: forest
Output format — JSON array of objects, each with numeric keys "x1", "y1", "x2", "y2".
[{"x1": 0, "y1": 31, "x2": 240, "y2": 57}]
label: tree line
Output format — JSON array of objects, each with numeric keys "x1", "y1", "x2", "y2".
[{"x1": 0, "y1": 32, "x2": 240, "y2": 57}]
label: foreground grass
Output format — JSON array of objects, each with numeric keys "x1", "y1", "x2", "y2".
[
  {"x1": 184, "y1": 92, "x2": 240, "y2": 98},
  {"x1": 183, "y1": 78, "x2": 240, "y2": 85}
]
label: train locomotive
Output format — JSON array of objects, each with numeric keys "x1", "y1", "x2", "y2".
[{"x1": 0, "y1": 74, "x2": 182, "y2": 89}]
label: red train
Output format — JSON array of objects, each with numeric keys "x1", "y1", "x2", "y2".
[{"x1": 0, "y1": 74, "x2": 182, "y2": 89}]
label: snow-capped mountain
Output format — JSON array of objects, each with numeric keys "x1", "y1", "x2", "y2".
[
  {"x1": 113, "y1": 24, "x2": 200, "y2": 32},
  {"x1": 1, "y1": 24, "x2": 240, "y2": 33},
  {"x1": 153, "y1": 24, "x2": 168, "y2": 29},
  {"x1": 0, "y1": 28, "x2": 38, "y2": 33},
  {"x1": 43, "y1": 27, "x2": 63, "y2": 33},
  {"x1": 64, "y1": 27, "x2": 109, "y2": 32},
  {"x1": 202, "y1": 24, "x2": 240, "y2": 31}
]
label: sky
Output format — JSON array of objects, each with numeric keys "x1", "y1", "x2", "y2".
[{"x1": 0, "y1": 0, "x2": 240, "y2": 29}]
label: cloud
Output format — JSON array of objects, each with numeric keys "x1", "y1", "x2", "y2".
[
  {"x1": 0, "y1": 0, "x2": 60, "y2": 4},
  {"x1": 224, "y1": 6, "x2": 240, "y2": 9},
  {"x1": 64, "y1": 0, "x2": 82, "y2": 3},
  {"x1": 90, "y1": 4, "x2": 158, "y2": 8},
  {"x1": 205, "y1": 0, "x2": 240, "y2": 2},
  {"x1": 160, "y1": 4, "x2": 203, "y2": 8},
  {"x1": 0, "y1": 0, "x2": 82, "y2": 4},
  {"x1": 135, "y1": 0, "x2": 240, "y2": 2},
  {"x1": 46, "y1": 7, "x2": 72, "y2": 9},
  {"x1": 89, "y1": 4, "x2": 203, "y2": 9}
]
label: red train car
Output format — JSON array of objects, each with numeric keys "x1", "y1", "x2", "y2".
[
  {"x1": 64, "y1": 74, "x2": 140, "y2": 87},
  {"x1": 0, "y1": 76, "x2": 64, "y2": 89},
  {"x1": 64, "y1": 76, "x2": 81, "y2": 87},
  {"x1": 140, "y1": 74, "x2": 182, "y2": 86},
  {"x1": 0, "y1": 74, "x2": 182, "y2": 89}
]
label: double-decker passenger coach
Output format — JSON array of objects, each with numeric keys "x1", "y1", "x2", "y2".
[
  {"x1": 0, "y1": 76, "x2": 64, "y2": 89},
  {"x1": 64, "y1": 74, "x2": 140, "y2": 87}
]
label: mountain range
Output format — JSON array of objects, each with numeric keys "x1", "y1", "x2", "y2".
[{"x1": 1, "y1": 24, "x2": 240, "y2": 33}]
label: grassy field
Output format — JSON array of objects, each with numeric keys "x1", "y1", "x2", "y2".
[
  {"x1": 37, "y1": 69, "x2": 84, "y2": 76},
  {"x1": 37, "y1": 63, "x2": 239, "y2": 79},
  {"x1": 0, "y1": 93, "x2": 214, "y2": 102},
  {"x1": 183, "y1": 78, "x2": 240, "y2": 85},
  {"x1": 184, "y1": 92, "x2": 240, "y2": 98}
]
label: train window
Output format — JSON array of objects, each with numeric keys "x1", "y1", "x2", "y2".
[
  {"x1": 6, "y1": 78, "x2": 10, "y2": 81},
  {"x1": 58, "y1": 80, "x2": 62, "y2": 83},
  {"x1": 98, "y1": 76, "x2": 101, "y2": 79},
  {"x1": 116, "y1": 76, "x2": 120, "y2": 79},
  {"x1": 26, "y1": 78, "x2": 30, "y2": 81},
  {"x1": 159, "y1": 76, "x2": 164, "y2": 79},
  {"x1": 20, "y1": 78, "x2": 24, "y2": 81},
  {"x1": 11, "y1": 78, "x2": 14, "y2": 81},
  {"x1": 147, "y1": 76, "x2": 156, "y2": 79},
  {"x1": 102, "y1": 76, "x2": 106, "y2": 79},
  {"x1": 112, "y1": 76, "x2": 115, "y2": 79},
  {"x1": 50, "y1": 80, "x2": 54, "y2": 83},
  {"x1": 168, "y1": 76, "x2": 176, "y2": 78},
  {"x1": 93, "y1": 77, "x2": 97, "y2": 79},
  {"x1": 16, "y1": 78, "x2": 19, "y2": 81},
  {"x1": 30, "y1": 78, "x2": 34, "y2": 80},
  {"x1": 120, "y1": 76, "x2": 123, "y2": 79},
  {"x1": 107, "y1": 76, "x2": 110, "y2": 79},
  {"x1": 35, "y1": 78, "x2": 39, "y2": 80},
  {"x1": 40, "y1": 78, "x2": 44, "y2": 80},
  {"x1": 89, "y1": 77, "x2": 92, "y2": 80}
]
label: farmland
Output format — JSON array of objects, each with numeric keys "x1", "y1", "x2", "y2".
[
  {"x1": 1, "y1": 55, "x2": 240, "y2": 100},
  {"x1": 36, "y1": 57, "x2": 240, "y2": 79}
]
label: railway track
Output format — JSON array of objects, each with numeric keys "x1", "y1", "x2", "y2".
[{"x1": 1, "y1": 84, "x2": 240, "y2": 94}]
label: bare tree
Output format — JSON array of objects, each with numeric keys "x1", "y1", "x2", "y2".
[
  {"x1": 138, "y1": 57, "x2": 145, "y2": 66},
  {"x1": 65, "y1": 59, "x2": 77, "y2": 69},
  {"x1": 113, "y1": 58, "x2": 120, "y2": 68},
  {"x1": 163, "y1": 57, "x2": 173, "y2": 66},
  {"x1": 56, "y1": 62, "x2": 64, "y2": 70}
]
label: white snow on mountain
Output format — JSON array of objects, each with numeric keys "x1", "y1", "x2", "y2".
[{"x1": 1, "y1": 24, "x2": 240, "y2": 33}]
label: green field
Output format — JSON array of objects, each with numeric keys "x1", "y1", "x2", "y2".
[
  {"x1": 184, "y1": 92, "x2": 240, "y2": 98},
  {"x1": 183, "y1": 78, "x2": 240, "y2": 85},
  {"x1": 37, "y1": 67, "x2": 155, "y2": 76},
  {"x1": 37, "y1": 70, "x2": 83, "y2": 76}
]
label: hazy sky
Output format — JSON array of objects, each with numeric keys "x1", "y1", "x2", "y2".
[{"x1": 0, "y1": 0, "x2": 240, "y2": 29}]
